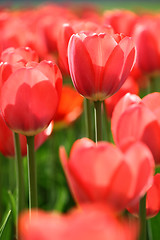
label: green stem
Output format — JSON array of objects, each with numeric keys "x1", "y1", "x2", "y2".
[
  {"x1": 84, "y1": 98, "x2": 93, "y2": 140},
  {"x1": 13, "y1": 133, "x2": 25, "y2": 214},
  {"x1": 102, "y1": 101, "x2": 110, "y2": 142},
  {"x1": 139, "y1": 194, "x2": 147, "y2": 240},
  {"x1": 147, "y1": 219, "x2": 153, "y2": 240},
  {"x1": 94, "y1": 101, "x2": 102, "y2": 142},
  {"x1": 26, "y1": 136, "x2": 38, "y2": 212}
]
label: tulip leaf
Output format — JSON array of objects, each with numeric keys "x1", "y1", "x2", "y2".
[
  {"x1": 7, "y1": 191, "x2": 17, "y2": 225},
  {"x1": 0, "y1": 209, "x2": 11, "y2": 238},
  {"x1": 149, "y1": 213, "x2": 160, "y2": 240}
]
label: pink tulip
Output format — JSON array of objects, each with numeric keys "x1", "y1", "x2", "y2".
[
  {"x1": 111, "y1": 92, "x2": 160, "y2": 164},
  {"x1": 68, "y1": 32, "x2": 136, "y2": 101},
  {"x1": 0, "y1": 48, "x2": 62, "y2": 135},
  {"x1": 60, "y1": 138, "x2": 154, "y2": 211}
]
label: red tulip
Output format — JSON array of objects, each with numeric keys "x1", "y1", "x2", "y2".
[
  {"x1": 111, "y1": 92, "x2": 160, "y2": 164},
  {"x1": 0, "y1": 111, "x2": 53, "y2": 157},
  {"x1": 103, "y1": 9, "x2": 138, "y2": 36},
  {"x1": 57, "y1": 21, "x2": 113, "y2": 75},
  {"x1": 68, "y1": 32, "x2": 136, "y2": 101},
  {"x1": 133, "y1": 16, "x2": 160, "y2": 73},
  {"x1": 105, "y1": 76, "x2": 139, "y2": 118},
  {"x1": 18, "y1": 204, "x2": 138, "y2": 240},
  {"x1": 54, "y1": 85, "x2": 83, "y2": 128},
  {"x1": 0, "y1": 59, "x2": 62, "y2": 136},
  {"x1": 60, "y1": 138, "x2": 154, "y2": 211},
  {"x1": 128, "y1": 174, "x2": 160, "y2": 218}
]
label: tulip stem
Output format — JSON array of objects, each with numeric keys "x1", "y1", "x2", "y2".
[
  {"x1": 102, "y1": 101, "x2": 110, "y2": 142},
  {"x1": 94, "y1": 101, "x2": 102, "y2": 142},
  {"x1": 13, "y1": 132, "x2": 26, "y2": 214},
  {"x1": 84, "y1": 98, "x2": 93, "y2": 140},
  {"x1": 139, "y1": 194, "x2": 147, "y2": 240},
  {"x1": 27, "y1": 136, "x2": 38, "y2": 213}
]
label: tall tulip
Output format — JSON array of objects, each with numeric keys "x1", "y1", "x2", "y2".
[
  {"x1": 68, "y1": 32, "x2": 136, "y2": 141},
  {"x1": 0, "y1": 46, "x2": 62, "y2": 214}
]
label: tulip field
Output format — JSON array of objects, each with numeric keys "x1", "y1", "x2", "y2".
[{"x1": 1, "y1": 1, "x2": 160, "y2": 240}]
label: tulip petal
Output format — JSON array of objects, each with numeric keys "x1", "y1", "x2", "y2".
[
  {"x1": 102, "y1": 45, "x2": 124, "y2": 96},
  {"x1": 68, "y1": 34, "x2": 95, "y2": 98},
  {"x1": 83, "y1": 33, "x2": 117, "y2": 67}
]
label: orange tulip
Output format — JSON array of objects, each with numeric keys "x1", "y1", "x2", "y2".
[{"x1": 54, "y1": 85, "x2": 83, "y2": 128}]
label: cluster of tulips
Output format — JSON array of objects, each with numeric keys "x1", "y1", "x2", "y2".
[{"x1": 0, "y1": 2, "x2": 160, "y2": 240}]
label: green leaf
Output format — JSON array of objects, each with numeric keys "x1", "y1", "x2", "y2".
[
  {"x1": 7, "y1": 191, "x2": 17, "y2": 225},
  {"x1": 149, "y1": 212, "x2": 160, "y2": 240},
  {"x1": 0, "y1": 210, "x2": 11, "y2": 238}
]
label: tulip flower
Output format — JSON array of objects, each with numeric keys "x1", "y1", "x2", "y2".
[
  {"x1": 0, "y1": 60, "x2": 62, "y2": 136},
  {"x1": 68, "y1": 32, "x2": 136, "y2": 101},
  {"x1": 54, "y1": 85, "x2": 83, "y2": 128},
  {"x1": 103, "y1": 9, "x2": 138, "y2": 36},
  {"x1": 128, "y1": 174, "x2": 160, "y2": 218},
  {"x1": 133, "y1": 16, "x2": 160, "y2": 73},
  {"x1": 0, "y1": 48, "x2": 62, "y2": 214},
  {"x1": 57, "y1": 21, "x2": 113, "y2": 75},
  {"x1": 18, "y1": 204, "x2": 138, "y2": 240},
  {"x1": 111, "y1": 92, "x2": 160, "y2": 165},
  {"x1": 60, "y1": 138, "x2": 154, "y2": 211}
]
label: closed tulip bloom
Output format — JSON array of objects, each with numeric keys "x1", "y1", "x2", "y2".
[
  {"x1": 111, "y1": 93, "x2": 160, "y2": 164},
  {"x1": 133, "y1": 16, "x2": 160, "y2": 73},
  {"x1": 128, "y1": 174, "x2": 160, "y2": 218},
  {"x1": 57, "y1": 21, "x2": 113, "y2": 74},
  {"x1": 0, "y1": 60, "x2": 62, "y2": 136},
  {"x1": 68, "y1": 32, "x2": 136, "y2": 101},
  {"x1": 103, "y1": 10, "x2": 138, "y2": 36},
  {"x1": 18, "y1": 204, "x2": 138, "y2": 240},
  {"x1": 60, "y1": 138, "x2": 154, "y2": 211}
]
